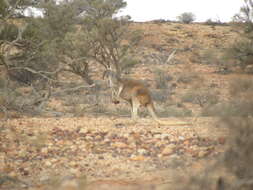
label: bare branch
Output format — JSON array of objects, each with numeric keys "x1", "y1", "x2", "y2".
[
  {"x1": 52, "y1": 84, "x2": 95, "y2": 96},
  {"x1": 8, "y1": 66, "x2": 60, "y2": 82},
  {"x1": 166, "y1": 49, "x2": 177, "y2": 64}
]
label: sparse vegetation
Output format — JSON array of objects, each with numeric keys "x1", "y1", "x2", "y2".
[
  {"x1": 224, "y1": 0, "x2": 253, "y2": 73},
  {"x1": 181, "y1": 89, "x2": 219, "y2": 107},
  {"x1": 1, "y1": 1, "x2": 253, "y2": 189},
  {"x1": 154, "y1": 69, "x2": 173, "y2": 89},
  {"x1": 177, "y1": 72, "x2": 200, "y2": 84}
]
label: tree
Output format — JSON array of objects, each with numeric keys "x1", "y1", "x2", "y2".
[
  {"x1": 177, "y1": 12, "x2": 196, "y2": 24},
  {"x1": 225, "y1": 0, "x2": 253, "y2": 73},
  {"x1": 79, "y1": 0, "x2": 132, "y2": 77},
  {"x1": 0, "y1": 0, "x2": 133, "y2": 115}
]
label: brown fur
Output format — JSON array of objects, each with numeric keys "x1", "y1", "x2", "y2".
[
  {"x1": 105, "y1": 71, "x2": 191, "y2": 126},
  {"x1": 114, "y1": 78, "x2": 159, "y2": 121}
]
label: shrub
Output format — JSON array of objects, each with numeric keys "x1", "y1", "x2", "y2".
[
  {"x1": 223, "y1": 117, "x2": 253, "y2": 181},
  {"x1": 154, "y1": 69, "x2": 173, "y2": 89},
  {"x1": 121, "y1": 57, "x2": 139, "y2": 74},
  {"x1": 177, "y1": 12, "x2": 196, "y2": 24},
  {"x1": 151, "y1": 89, "x2": 170, "y2": 103},
  {"x1": 200, "y1": 49, "x2": 224, "y2": 66},
  {"x1": 177, "y1": 72, "x2": 200, "y2": 84},
  {"x1": 0, "y1": 23, "x2": 18, "y2": 41},
  {"x1": 229, "y1": 77, "x2": 253, "y2": 98},
  {"x1": 181, "y1": 89, "x2": 219, "y2": 107}
]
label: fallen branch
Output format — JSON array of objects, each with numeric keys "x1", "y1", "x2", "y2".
[
  {"x1": 52, "y1": 84, "x2": 95, "y2": 96},
  {"x1": 166, "y1": 49, "x2": 177, "y2": 64},
  {"x1": 8, "y1": 66, "x2": 61, "y2": 82}
]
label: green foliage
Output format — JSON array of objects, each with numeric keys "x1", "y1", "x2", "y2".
[
  {"x1": 177, "y1": 12, "x2": 196, "y2": 24},
  {"x1": 224, "y1": 38, "x2": 253, "y2": 70},
  {"x1": 120, "y1": 56, "x2": 139, "y2": 74},
  {"x1": 79, "y1": 0, "x2": 131, "y2": 75},
  {"x1": 154, "y1": 69, "x2": 173, "y2": 89},
  {"x1": 0, "y1": 0, "x2": 9, "y2": 18},
  {"x1": 128, "y1": 29, "x2": 143, "y2": 46},
  {"x1": 0, "y1": 0, "x2": 40, "y2": 19},
  {"x1": 0, "y1": 23, "x2": 18, "y2": 41},
  {"x1": 225, "y1": 0, "x2": 253, "y2": 73}
]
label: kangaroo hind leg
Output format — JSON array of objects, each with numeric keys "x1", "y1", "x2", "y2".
[{"x1": 131, "y1": 97, "x2": 140, "y2": 120}]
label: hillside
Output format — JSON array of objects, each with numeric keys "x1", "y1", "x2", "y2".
[{"x1": 0, "y1": 22, "x2": 250, "y2": 190}]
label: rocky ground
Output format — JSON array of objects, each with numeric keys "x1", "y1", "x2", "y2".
[
  {"x1": 0, "y1": 21, "x2": 243, "y2": 190},
  {"x1": 0, "y1": 116, "x2": 228, "y2": 189}
]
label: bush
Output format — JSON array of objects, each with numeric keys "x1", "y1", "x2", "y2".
[
  {"x1": 0, "y1": 23, "x2": 18, "y2": 41},
  {"x1": 200, "y1": 49, "x2": 224, "y2": 66},
  {"x1": 177, "y1": 72, "x2": 200, "y2": 84},
  {"x1": 154, "y1": 69, "x2": 173, "y2": 89},
  {"x1": 224, "y1": 38, "x2": 253, "y2": 72},
  {"x1": 181, "y1": 89, "x2": 219, "y2": 107},
  {"x1": 121, "y1": 56, "x2": 139, "y2": 74},
  {"x1": 229, "y1": 78, "x2": 253, "y2": 98},
  {"x1": 151, "y1": 89, "x2": 170, "y2": 103},
  {"x1": 223, "y1": 117, "x2": 253, "y2": 180},
  {"x1": 177, "y1": 12, "x2": 196, "y2": 24},
  {"x1": 201, "y1": 101, "x2": 253, "y2": 117}
]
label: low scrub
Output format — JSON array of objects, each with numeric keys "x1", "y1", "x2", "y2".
[{"x1": 181, "y1": 89, "x2": 219, "y2": 107}]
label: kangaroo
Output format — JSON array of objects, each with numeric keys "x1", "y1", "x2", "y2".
[{"x1": 103, "y1": 70, "x2": 191, "y2": 126}]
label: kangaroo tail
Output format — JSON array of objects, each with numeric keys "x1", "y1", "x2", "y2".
[{"x1": 147, "y1": 103, "x2": 192, "y2": 126}]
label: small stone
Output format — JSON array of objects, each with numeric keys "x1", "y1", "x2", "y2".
[
  {"x1": 69, "y1": 161, "x2": 77, "y2": 167},
  {"x1": 40, "y1": 175, "x2": 50, "y2": 182},
  {"x1": 41, "y1": 147, "x2": 48, "y2": 154},
  {"x1": 130, "y1": 155, "x2": 146, "y2": 161},
  {"x1": 161, "y1": 134, "x2": 170, "y2": 139},
  {"x1": 162, "y1": 146, "x2": 174, "y2": 156},
  {"x1": 112, "y1": 142, "x2": 128, "y2": 148},
  {"x1": 69, "y1": 168, "x2": 80, "y2": 175},
  {"x1": 80, "y1": 128, "x2": 89, "y2": 134},
  {"x1": 94, "y1": 135, "x2": 102, "y2": 141},
  {"x1": 137, "y1": 149, "x2": 148, "y2": 155},
  {"x1": 198, "y1": 150, "x2": 208, "y2": 158},
  {"x1": 154, "y1": 134, "x2": 162, "y2": 139},
  {"x1": 45, "y1": 160, "x2": 52, "y2": 167},
  {"x1": 155, "y1": 141, "x2": 166, "y2": 147},
  {"x1": 60, "y1": 178, "x2": 79, "y2": 190},
  {"x1": 98, "y1": 156, "x2": 104, "y2": 160},
  {"x1": 9, "y1": 171, "x2": 17, "y2": 177},
  {"x1": 183, "y1": 140, "x2": 191, "y2": 146},
  {"x1": 85, "y1": 136, "x2": 93, "y2": 141}
]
